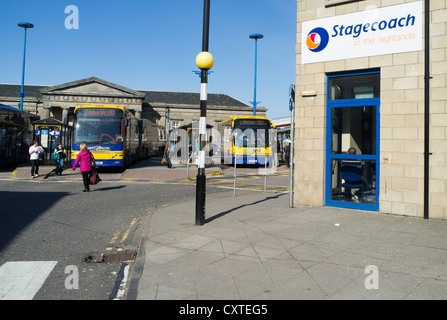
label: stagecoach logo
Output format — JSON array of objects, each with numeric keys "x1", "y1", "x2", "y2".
[
  {"x1": 91, "y1": 146, "x2": 110, "y2": 151},
  {"x1": 306, "y1": 27, "x2": 329, "y2": 52},
  {"x1": 245, "y1": 148, "x2": 262, "y2": 154}
]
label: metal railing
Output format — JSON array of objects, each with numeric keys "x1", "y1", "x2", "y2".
[{"x1": 186, "y1": 154, "x2": 272, "y2": 196}]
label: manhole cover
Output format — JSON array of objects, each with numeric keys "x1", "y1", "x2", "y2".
[{"x1": 84, "y1": 251, "x2": 137, "y2": 264}]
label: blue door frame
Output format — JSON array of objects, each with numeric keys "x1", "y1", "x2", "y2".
[{"x1": 325, "y1": 73, "x2": 380, "y2": 211}]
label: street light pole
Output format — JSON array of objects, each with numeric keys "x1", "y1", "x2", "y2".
[
  {"x1": 166, "y1": 106, "x2": 170, "y2": 142},
  {"x1": 249, "y1": 33, "x2": 263, "y2": 116},
  {"x1": 289, "y1": 85, "x2": 295, "y2": 208},
  {"x1": 18, "y1": 22, "x2": 34, "y2": 112},
  {"x1": 195, "y1": 0, "x2": 213, "y2": 226}
]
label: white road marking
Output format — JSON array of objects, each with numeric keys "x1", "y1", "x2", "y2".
[
  {"x1": 113, "y1": 264, "x2": 130, "y2": 300},
  {"x1": 0, "y1": 261, "x2": 58, "y2": 300}
]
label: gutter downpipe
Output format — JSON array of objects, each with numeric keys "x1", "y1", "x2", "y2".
[{"x1": 424, "y1": 0, "x2": 431, "y2": 219}]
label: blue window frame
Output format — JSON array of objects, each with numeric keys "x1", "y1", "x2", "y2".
[{"x1": 325, "y1": 70, "x2": 380, "y2": 211}]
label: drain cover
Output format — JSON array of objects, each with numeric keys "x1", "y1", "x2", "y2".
[{"x1": 103, "y1": 251, "x2": 137, "y2": 264}]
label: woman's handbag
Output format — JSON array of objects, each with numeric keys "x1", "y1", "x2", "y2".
[
  {"x1": 52, "y1": 151, "x2": 59, "y2": 165},
  {"x1": 89, "y1": 169, "x2": 101, "y2": 185},
  {"x1": 38, "y1": 148, "x2": 45, "y2": 162},
  {"x1": 161, "y1": 146, "x2": 168, "y2": 164}
]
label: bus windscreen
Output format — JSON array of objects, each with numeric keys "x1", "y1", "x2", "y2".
[
  {"x1": 233, "y1": 119, "x2": 270, "y2": 148},
  {"x1": 73, "y1": 108, "x2": 124, "y2": 145}
]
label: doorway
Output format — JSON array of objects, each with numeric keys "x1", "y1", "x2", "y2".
[{"x1": 325, "y1": 71, "x2": 380, "y2": 210}]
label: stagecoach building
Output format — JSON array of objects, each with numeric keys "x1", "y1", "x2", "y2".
[{"x1": 296, "y1": 0, "x2": 446, "y2": 219}]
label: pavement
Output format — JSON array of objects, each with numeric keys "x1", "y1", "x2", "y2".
[
  {"x1": 127, "y1": 187, "x2": 447, "y2": 300},
  {"x1": 2, "y1": 159, "x2": 447, "y2": 300}
]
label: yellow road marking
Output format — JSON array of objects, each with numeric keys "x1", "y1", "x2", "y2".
[
  {"x1": 120, "y1": 218, "x2": 138, "y2": 245},
  {"x1": 109, "y1": 230, "x2": 121, "y2": 244},
  {"x1": 245, "y1": 185, "x2": 265, "y2": 190},
  {"x1": 107, "y1": 217, "x2": 138, "y2": 253},
  {"x1": 119, "y1": 169, "x2": 128, "y2": 179}
]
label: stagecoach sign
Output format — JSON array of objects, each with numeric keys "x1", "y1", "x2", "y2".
[{"x1": 301, "y1": 1, "x2": 422, "y2": 64}]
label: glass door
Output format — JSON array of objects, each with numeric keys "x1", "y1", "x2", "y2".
[{"x1": 325, "y1": 71, "x2": 380, "y2": 211}]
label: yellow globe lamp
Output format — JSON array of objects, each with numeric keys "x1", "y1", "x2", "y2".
[{"x1": 196, "y1": 51, "x2": 214, "y2": 70}]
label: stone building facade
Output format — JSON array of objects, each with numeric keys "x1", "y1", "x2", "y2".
[
  {"x1": 0, "y1": 77, "x2": 265, "y2": 130},
  {"x1": 296, "y1": 0, "x2": 447, "y2": 219}
]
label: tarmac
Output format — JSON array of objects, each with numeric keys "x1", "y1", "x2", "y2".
[{"x1": 2, "y1": 159, "x2": 447, "y2": 300}]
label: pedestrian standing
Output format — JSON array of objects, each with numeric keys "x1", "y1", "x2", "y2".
[
  {"x1": 284, "y1": 141, "x2": 290, "y2": 167},
  {"x1": 166, "y1": 140, "x2": 174, "y2": 169},
  {"x1": 53, "y1": 142, "x2": 67, "y2": 176},
  {"x1": 72, "y1": 143, "x2": 93, "y2": 192},
  {"x1": 29, "y1": 140, "x2": 44, "y2": 178}
]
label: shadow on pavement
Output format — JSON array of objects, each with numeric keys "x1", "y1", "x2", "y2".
[{"x1": 205, "y1": 193, "x2": 286, "y2": 224}]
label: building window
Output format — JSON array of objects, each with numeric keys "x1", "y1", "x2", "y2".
[
  {"x1": 170, "y1": 121, "x2": 181, "y2": 129},
  {"x1": 329, "y1": 72, "x2": 380, "y2": 100},
  {"x1": 331, "y1": 105, "x2": 376, "y2": 155},
  {"x1": 158, "y1": 127, "x2": 166, "y2": 141}
]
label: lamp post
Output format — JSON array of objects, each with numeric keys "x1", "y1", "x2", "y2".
[
  {"x1": 18, "y1": 22, "x2": 34, "y2": 112},
  {"x1": 249, "y1": 33, "x2": 263, "y2": 116},
  {"x1": 195, "y1": 0, "x2": 213, "y2": 226},
  {"x1": 423, "y1": 0, "x2": 431, "y2": 219},
  {"x1": 166, "y1": 106, "x2": 170, "y2": 142}
]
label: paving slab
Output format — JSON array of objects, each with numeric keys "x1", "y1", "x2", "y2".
[{"x1": 133, "y1": 190, "x2": 447, "y2": 300}]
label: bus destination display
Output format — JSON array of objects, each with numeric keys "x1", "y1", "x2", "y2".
[
  {"x1": 78, "y1": 109, "x2": 117, "y2": 116},
  {"x1": 236, "y1": 119, "x2": 269, "y2": 127}
]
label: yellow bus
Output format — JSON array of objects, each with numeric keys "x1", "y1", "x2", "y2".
[
  {"x1": 69, "y1": 105, "x2": 162, "y2": 168},
  {"x1": 217, "y1": 116, "x2": 275, "y2": 165}
]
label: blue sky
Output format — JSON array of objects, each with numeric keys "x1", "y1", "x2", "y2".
[{"x1": 0, "y1": 0, "x2": 296, "y2": 119}]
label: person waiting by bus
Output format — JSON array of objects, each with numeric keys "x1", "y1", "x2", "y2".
[
  {"x1": 72, "y1": 143, "x2": 93, "y2": 192},
  {"x1": 53, "y1": 142, "x2": 67, "y2": 176},
  {"x1": 165, "y1": 140, "x2": 174, "y2": 169},
  {"x1": 283, "y1": 141, "x2": 290, "y2": 167},
  {"x1": 29, "y1": 141, "x2": 44, "y2": 178}
]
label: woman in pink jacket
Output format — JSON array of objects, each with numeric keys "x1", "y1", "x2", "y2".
[{"x1": 72, "y1": 143, "x2": 93, "y2": 192}]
